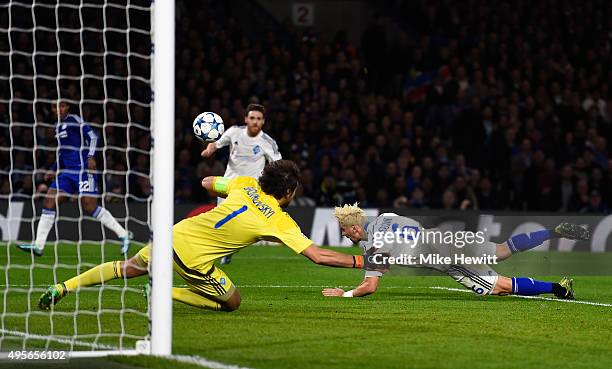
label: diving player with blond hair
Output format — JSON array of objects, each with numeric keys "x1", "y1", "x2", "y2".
[{"x1": 323, "y1": 203, "x2": 590, "y2": 299}]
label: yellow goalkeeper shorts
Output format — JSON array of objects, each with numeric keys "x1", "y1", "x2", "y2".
[{"x1": 136, "y1": 244, "x2": 235, "y2": 302}]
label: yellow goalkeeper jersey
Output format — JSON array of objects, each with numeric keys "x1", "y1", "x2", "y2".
[{"x1": 172, "y1": 176, "x2": 313, "y2": 269}]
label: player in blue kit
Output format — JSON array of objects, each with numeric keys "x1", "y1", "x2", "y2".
[{"x1": 17, "y1": 94, "x2": 132, "y2": 257}]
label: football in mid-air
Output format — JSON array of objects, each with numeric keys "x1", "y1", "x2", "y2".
[{"x1": 193, "y1": 112, "x2": 225, "y2": 142}]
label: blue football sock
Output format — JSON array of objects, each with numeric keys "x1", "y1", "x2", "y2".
[
  {"x1": 511, "y1": 277, "x2": 553, "y2": 295},
  {"x1": 507, "y1": 230, "x2": 554, "y2": 253}
]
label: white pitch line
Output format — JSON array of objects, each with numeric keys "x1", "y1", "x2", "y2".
[
  {"x1": 1, "y1": 284, "x2": 610, "y2": 368},
  {"x1": 237, "y1": 285, "x2": 612, "y2": 308},
  {"x1": 2, "y1": 284, "x2": 401, "y2": 288},
  {"x1": 0, "y1": 329, "x2": 255, "y2": 369},
  {"x1": 169, "y1": 354, "x2": 256, "y2": 369},
  {"x1": 4, "y1": 285, "x2": 612, "y2": 308},
  {"x1": 237, "y1": 285, "x2": 440, "y2": 288},
  {"x1": 0, "y1": 328, "x2": 118, "y2": 350},
  {"x1": 429, "y1": 286, "x2": 612, "y2": 308}
]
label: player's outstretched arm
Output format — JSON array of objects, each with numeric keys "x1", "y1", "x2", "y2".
[
  {"x1": 201, "y1": 176, "x2": 228, "y2": 198},
  {"x1": 201, "y1": 142, "x2": 218, "y2": 158},
  {"x1": 322, "y1": 276, "x2": 379, "y2": 298},
  {"x1": 301, "y1": 244, "x2": 363, "y2": 268}
]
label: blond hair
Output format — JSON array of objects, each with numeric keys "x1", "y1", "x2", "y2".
[{"x1": 334, "y1": 203, "x2": 365, "y2": 227}]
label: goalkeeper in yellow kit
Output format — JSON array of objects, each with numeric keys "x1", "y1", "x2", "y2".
[{"x1": 38, "y1": 160, "x2": 365, "y2": 311}]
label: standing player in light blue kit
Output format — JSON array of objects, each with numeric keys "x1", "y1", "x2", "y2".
[
  {"x1": 201, "y1": 103, "x2": 282, "y2": 265},
  {"x1": 17, "y1": 94, "x2": 132, "y2": 257}
]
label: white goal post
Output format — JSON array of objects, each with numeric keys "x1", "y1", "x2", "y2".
[
  {"x1": 150, "y1": 0, "x2": 174, "y2": 357},
  {"x1": 0, "y1": 0, "x2": 174, "y2": 358}
]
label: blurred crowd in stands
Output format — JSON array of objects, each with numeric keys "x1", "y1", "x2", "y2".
[{"x1": 2, "y1": 0, "x2": 611, "y2": 213}]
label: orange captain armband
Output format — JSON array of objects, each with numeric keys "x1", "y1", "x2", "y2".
[
  {"x1": 212, "y1": 177, "x2": 229, "y2": 194},
  {"x1": 353, "y1": 255, "x2": 364, "y2": 268}
]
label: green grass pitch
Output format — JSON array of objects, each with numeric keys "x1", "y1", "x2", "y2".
[{"x1": 1, "y1": 243, "x2": 612, "y2": 369}]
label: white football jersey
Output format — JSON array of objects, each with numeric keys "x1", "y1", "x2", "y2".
[
  {"x1": 361, "y1": 213, "x2": 425, "y2": 278},
  {"x1": 215, "y1": 125, "x2": 282, "y2": 179},
  {"x1": 361, "y1": 214, "x2": 499, "y2": 295}
]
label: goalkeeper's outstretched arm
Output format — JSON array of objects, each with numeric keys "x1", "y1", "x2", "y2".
[
  {"x1": 301, "y1": 244, "x2": 364, "y2": 268},
  {"x1": 321, "y1": 276, "x2": 380, "y2": 298}
]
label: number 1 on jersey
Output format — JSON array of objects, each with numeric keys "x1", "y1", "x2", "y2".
[{"x1": 214, "y1": 205, "x2": 248, "y2": 228}]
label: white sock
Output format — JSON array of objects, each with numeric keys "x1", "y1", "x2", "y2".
[
  {"x1": 35, "y1": 210, "x2": 55, "y2": 250},
  {"x1": 94, "y1": 207, "x2": 128, "y2": 238}
]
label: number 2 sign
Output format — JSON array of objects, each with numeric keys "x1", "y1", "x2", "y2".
[{"x1": 292, "y1": 3, "x2": 314, "y2": 26}]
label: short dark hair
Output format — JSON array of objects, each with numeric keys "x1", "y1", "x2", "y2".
[
  {"x1": 49, "y1": 90, "x2": 73, "y2": 106},
  {"x1": 259, "y1": 160, "x2": 300, "y2": 199},
  {"x1": 245, "y1": 103, "x2": 265, "y2": 118}
]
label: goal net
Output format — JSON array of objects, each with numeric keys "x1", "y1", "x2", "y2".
[{"x1": 0, "y1": 0, "x2": 169, "y2": 356}]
